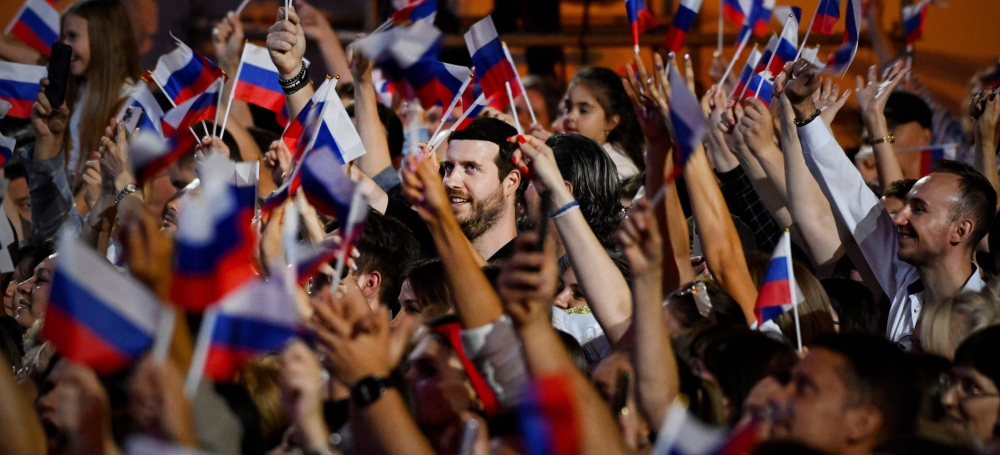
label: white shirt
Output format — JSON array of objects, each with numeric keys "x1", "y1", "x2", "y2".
[
  {"x1": 602, "y1": 142, "x2": 641, "y2": 180},
  {"x1": 798, "y1": 120, "x2": 984, "y2": 349}
]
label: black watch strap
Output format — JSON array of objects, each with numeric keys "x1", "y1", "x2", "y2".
[{"x1": 351, "y1": 376, "x2": 391, "y2": 408}]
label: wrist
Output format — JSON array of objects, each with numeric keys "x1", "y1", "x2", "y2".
[
  {"x1": 280, "y1": 62, "x2": 304, "y2": 80},
  {"x1": 791, "y1": 99, "x2": 818, "y2": 122},
  {"x1": 115, "y1": 174, "x2": 136, "y2": 192}
]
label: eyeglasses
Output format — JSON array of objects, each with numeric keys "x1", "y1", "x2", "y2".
[{"x1": 940, "y1": 372, "x2": 1000, "y2": 400}]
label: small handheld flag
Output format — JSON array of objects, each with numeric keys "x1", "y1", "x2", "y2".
[
  {"x1": 747, "y1": 71, "x2": 774, "y2": 107},
  {"x1": 772, "y1": 5, "x2": 802, "y2": 25},
  {"x1": 625, "y1": 0, "x2": 658, "y2": 53},
  {"x1": 811, "y1": 0, "x2": 842, "y2": 35},
  {"x1": 465, "y1": 17, "x2": 521, "y2": 105},
  {"x1": 901, "y1": 143, "x2": 957, "y2": 176},
  {"x1": 161, "y1": 78, "x2": 223, "y2": 137},
  {"x1": 732, "y1": 47, "x2": 762, "y2": 99},
  {"x1": 390, "y1": 0, "x2": 437, "y2": 26},
  {"x1": 753, "y1": 230, "x2": 804, "y2": 348},
  {"x1": 764, "y1": 15, "x2": 799, "y2": 75},
  {"x1": 0, "y1": 61, "x2": 47, "y2": 119},
  {"x1": 44, "y1": 235, "x2": 165, "y2": 375},
  {"x1": 130, "y1": 131, "x2": 198, "y2": 185},
  {"x1": 902, "y1": 0, "x2": 932, "y2": 45},
  {"x1": 118, "y1": 83, "x2": 166, "y2": 138},
  {"x1": 663, "y1": 0, "x2": 704, "y2": 53},
  {"x1": 723, "y1": 0, "x2": 753, "y2": 26},
  {"x1": 151, "y1": 35, "x2": 226, "y2": 106},
  {"x1": 4, "y1": 0, "x2": 60, "y2": 56},
  {"x1": 667, "y1": 61, "x2": 707, "y2": 177},
  {"x1": 751, "y1": 0, "x2": 776, "y2": 37},
  {"x1": 229, "y1": 43, "x2": 294, "y2": 129},
  {"x1": 0, "y1": 131, "x2": 14, "y2": 168},
  {"x1": 822, "y1": 0, "x2": 860, "y2": 76}
]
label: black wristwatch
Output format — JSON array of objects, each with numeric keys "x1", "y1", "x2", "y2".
[{"x1": 351, "y1": 376, "x2": 391, "y2": 408}]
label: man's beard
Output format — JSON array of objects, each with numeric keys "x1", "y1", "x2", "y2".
[{"x1": 453, "y1": 187, "x2": 506, "y2": 241}]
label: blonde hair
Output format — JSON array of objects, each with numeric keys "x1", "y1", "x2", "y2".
[
  {"x1": 919, "y1": 282, "x2": 1000, "y2": 360},
  {"x1": 62, "y1": 0, "x2": 141, "y2": 171},
  {"x1": 237, "y1": 355, "x2": 289, "y2": 444}
]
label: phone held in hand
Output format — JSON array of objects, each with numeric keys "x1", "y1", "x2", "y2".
[
  {"x1": 45, "y1": 42, "x2": 73, "y2": 109},
  {"x1": 119, "y1": 106, "x2": 144, "y2": 133}
]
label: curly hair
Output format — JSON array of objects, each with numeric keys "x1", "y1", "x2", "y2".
[
  {"x1": 569, "y1": 67, "x2": 646, "y2": 175},
  {"x1": 545, "y1": 134, "x2": 624, "y2": 248}
]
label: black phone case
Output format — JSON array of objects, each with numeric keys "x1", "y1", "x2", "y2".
[{"x1": 46, "y1": 42, "x2": 72, "y2": 109}]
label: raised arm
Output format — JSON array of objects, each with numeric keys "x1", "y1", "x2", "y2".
[
  {"x1": 511, "y1": 134, "x2": 633, "y2": 343},
  {"x1": 624, "y1": 52, "x2": 694, "y2": 293},
  {"x1": 971, "y1": 90, "x2": 1000, "y2": 196},
  {"x1": 723, "y1": 103, "x2": 793, "y2": 232},
  {"x1": 348, "y1": 49, "x2": 395, "y2": 190},
  {"x1": 399, "y1": 153, "x2": 503, "y2": 328},
  {"x1": 500, "y1": 233, "x2": 632, "y2": 455},
  {"x1": 213, "y1": 13, "x2": 254, "y2": 129},
  {"x1": 782, "y1": 59, "x2": 901, "y2": 297},
  {"x1": 856, "y1": 62, "x2": 908, "y2": 189},
  {"x1": 297, "y1": 1, "x2": 353, "y2": 84},
  {"x1": 268, "y1": 6, "x2": 314, "y2": 120},
  {"x1": 618, "y1": 199, "x2": 678, "y2": 430}
]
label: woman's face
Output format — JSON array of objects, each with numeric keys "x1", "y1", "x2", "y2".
[
  {"x1": 405, "y1": 334, "x2": 476, "y2": 427},
  {"x1": 391, "y1": 280, "x2": 421, "y2": 329},
  {"x1": 61, "y1": 14, "x2": 90, "y2": 76},
  {"x1": 941, "y1": 366, "x2": 1000, "y2": 444},
  {"x1": 554, "y1": 267, "x2": 588, "y2": 310},
  {"x1": 15, "y1": 256, "x2": 55, "y2": 329},
  {"x1": 561, "y1": 83, "x2": 618, "y2": 145},
  {"x1": 3, "y1": 281, "x2": 16, "y2": 317}
]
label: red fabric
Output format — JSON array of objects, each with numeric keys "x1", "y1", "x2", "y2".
[{"x1": 431, "y1": 321, "x2": 503, "y2": 416}]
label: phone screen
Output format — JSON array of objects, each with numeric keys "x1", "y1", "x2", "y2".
[{"x1": 45, "y1": 42, "x2": 72, "y2": 109}]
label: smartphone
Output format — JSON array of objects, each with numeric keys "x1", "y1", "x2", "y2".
[
  {"x1": 119, "y1": 106, "x2": 143, "y2": 132},
  {"x1": 45, "y1": 42, "x2": 72, "y2": 109}
]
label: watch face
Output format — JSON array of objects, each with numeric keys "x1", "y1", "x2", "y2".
[{"x1": 353, "y1": 376, "x2": 388, "y2": 407}]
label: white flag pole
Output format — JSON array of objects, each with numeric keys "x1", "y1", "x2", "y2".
[
  {"x1": 220, "y1": 45, "x2": 249, "y2": 141},
  {"x1": 429, "y1": 72, "x2": 472, "y2": 142},
  {"x1": 235, "y1": 0, "x2": 251, "y2": 16},
  {"x1": 502, "y1": 42, "x2": 537, "y2": 126},
  {"x1": 184, "y1": 310, "x2": 218, "y2": 398},
  {"x1": 718, "y1": 38, "x2": 748, "y2": 90},
  {"x1": 212, "y1": 77, "x2": 225, "y2": 138},
  {"x1": 717, "y1": 0, "x2": 724, "y2": 53},
  {"x1": 505, "y1": 82, "x2": 523, "y2": 135},
  {"x1": 786, "y1": 229, "x2": 803, "y2": 352},
  {"x1": 147, "y1": 71, "x2": 203, "y2": 143},
  {"x1": 796, "y1": 5, "x2": 819, "y2": 60},
  {"x1": 151, "y1": 307, "x2": 177, "y2": 363}
]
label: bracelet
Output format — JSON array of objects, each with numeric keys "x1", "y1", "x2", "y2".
[
  {"x1": 115, "y1": 184, "x2": 139, "y2": 205},
  {"x1": 793, "y1": 108, "x2": 822, "y2": 127},
  {"x1": 866, "y1": 135, "x2": 895, "y2": 146},
  {"x1": 279, "y1": 65, "x2": 310, "y2": 95},
  {"x1": 550, "y1": 200, "x2": 580, "y2": 219}
]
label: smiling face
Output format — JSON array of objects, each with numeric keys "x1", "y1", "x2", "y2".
[
  {"x1": 940, "y1": 366, "x2": 1000, "y2": 445},
  {"x1": 554, "y1": 267, "x2": 587, "y2": 310},
  {"x1": 892, "y1": 173, "x2": 967, "y2": 267},
  {"x1": 561, "y1": 83, "x2": 618, "y2": 145},
  {"x1": 61, "y1": 14, "x2": 90, "y2": 77},
  {"x1": 15, "y1": 256, "x2": 55, "y2": 329},
  {"x1": 442, "y1": 139, "x2": 516, "y2": 241}
]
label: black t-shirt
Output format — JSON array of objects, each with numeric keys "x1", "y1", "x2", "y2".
[{"x1": 382, "y1": 195, "x2": 515, "y2": 264}]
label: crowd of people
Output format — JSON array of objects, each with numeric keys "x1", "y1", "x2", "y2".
[{"x1": 1, "y1": 0, "x2": 1000, "y2": 454}]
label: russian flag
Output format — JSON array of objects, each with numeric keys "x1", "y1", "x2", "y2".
[
  {"x1": 232, "y1": 43, "x2": 290, "y2": 127},
  {"x1": 43, "y1": 235, "x2": 165, "y2": 375},
  {"x1": 767, "y1": 15, "x2": 799, "y2": 75},
  {"x1": 292, "y1": 238, "x2": 341, "y2": 286},
  {"x1": 456, "y1": 93, "x2": 492, "y2": 130},
  {"x1": 519, "y1": 374, "x2": 580, "y2": 455},
  {"x1": 811, "y1": 0, "x2": 841, "y2": 35},
  {"x1": 282, "y1": 78, "x2": 332, "y2": 157},
  {"x1": 161, "y1": 78, "x2": 222, "y2": 137},
  {"x1": 130, "y1": 131, "x2": 198, "y2": 185},
  {"x1": 754, "y1": 231, "x2": 803, "y2": 325},
  {"x1": 195, "y1": 276, "x2": 302, "y2": 382},
  {"x1": 295, "y1": 145, "x2": 357, "y2": 220},
  {"x1": 170, "y1": 168, "x2": 258, "y2": 313},
  {"x1": 0, "y1": 61, "x2": 46, "y2": 119},
  {"x1": 4, "y1": 0, "x2": 60, "y2": 57},
  {"x1": 391, "y1": 0, "x2": 437, "y2": 26},
  {"x1": 723, "y1": 0, "x2": 753, "y2": 26},
  {"x1": 732, "y1": 47, "x2": 762, "y2": 99},
  {"x1": 388, "y1": 21, "x2": 469, "y2": 110},
  {"x1": 667, "y1": 61, "x2": 706, "y2": 175},
  {"x1": 822, "y1": 0, "x2": 860, "y2": 76},
  {"x1": 902, "y1": 0, "x2": 931, "y2": 46},
  {"x1": 151, "y1": 35, "x2": 226, "y2": 106},
  {"x1": 663, "y1": 0, "x2": 703, "y2": 53},
  {"x1": 990, "y1": 54, "x2": 1000, "y2": 89},
  {"x1": 0, "y1": 130, "x2": 14, "y2": 168},
  {"x1": 625, "y1": 0, "x2": 658, "y2": 48},
  {"x1": 299, "y1": 83, "x2": 365, "y2": 165},
  {"x1": 916, "y1": 144, "x2": 957, "y2": 177},
  {"x1": 800, "y1": 45, "x2": 826, "y2": 71},
  {"x1": 465, "y1": 17, "x2": 521, "y2": 105},
  {"x1": 750, "y1": 0, "x2": 776, "y2": 37},
  {"x1": 753, "y1": 35, "x2": 778, "y2": 74},
  {"x1": 118, "y1": 83, "x2": 166, "y2": 138},
  {"x1": 743, "y1": 71, "x2": 774, "y2": 107}
]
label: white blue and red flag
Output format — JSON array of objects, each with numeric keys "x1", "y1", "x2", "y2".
[
  {"x1": 282, "y1": 78, "x2": 333, "y2": 157},
  {"x1": 753, "y1": 36, "x2": 778, "y2": 74},
  {"x1": 750, "y1": 0, "x2": 776, "y2": 37},
  {"x1": 822, "y1": 0, "x2": 860, "y2": 76},
  {"x1": 744, "y1": 71, "x2": 774, "y2": 107},
  {"x1": 161, "y1": 78, "x2": 223, "y2": 137},
  {"x1": 663, "y1": 0, "x2": 703, "y2": 53},
  {"x1": 170, "y1": 166, "x2": 258, "y2": 313},
  {"x1": 232, "y1": 43, "x2": 290, "y2": 127},
  {"x1": 0, "y1": 61, "x2": 46, "y2": 119},
  {"x1": 0, "y1": 130, "x2": 14, "y2": 168},
  {"x1": 772, "y1": 5, "x2": 802, "y2": 25},
  {"x1": 667, "y1": 62, "x2": 706, "y2": 176},
  {"x1": 4, "y1": 0, "x2": 59, "y2": 56},
  {"x1": 902, "y1": 0, "x2": 931, "y2": 46},
  {"x1": 388, "y1": 21, "x2": 469, "y2": 110},
  {"x1": 625, "y1": 0, "x2": 658, "y2": 49},
  {"x1": 766, "y1": 15, "x2": 798, "y2": 74},
  {"x1": 732, "y1": 47, "x2": 762, "y2": 99},
  {"x1": 723, "y1": 0, "x2": 753, "y2": 26},
  {"x1": 118, "y1": 83, "x2": 166, "y2": 138},
  {"x1": 916, "y1": 143, "x2": 957, "y2": 176},
  {"x1": 151, "y1": 36, "x2": 226, "y2": 106},
  {"x1": 990, "y1": 54, "x2": 1000, "y2": 90},
  {"x1": 391, "y1": 0, "x2": 437, "y2": 26},
  {"x1": 43, "y1": 235, "x2": 165, "y2": 375},
  {"x1": 754, "y1": 230, "x2": 802, "y2": 325},
  {"x1": 811, "y1": 0, "x2": 841, "y2": 34},
  {"x1": 300, "y1": 85, "x2": 365, "y2": 165},
  {"x1": 465, "y1": 17, "x2": 521, "y2": 105},
  {"x1": 295, "y1": 145, "x2": 358, "y2": 220},
  {"x1": 519, "y1": 374, "x2": 580, "y2": 455},
  {"x1": 196, "y1": 275, "x2": 302, "y2": 382},
  {"x1": 130, "y1": 131, "x2": 198, "y2": 185},
  {"x1": 456, "y1": 93, "x2": 495, "y2": 131}
]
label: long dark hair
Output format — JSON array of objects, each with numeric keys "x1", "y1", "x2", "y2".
[
  {"x1": 545, "y1": 134, "x2": 624, "y2": 248},
  {"x1": 569, "y1": 67, "x2": 645, "y2": 174}
]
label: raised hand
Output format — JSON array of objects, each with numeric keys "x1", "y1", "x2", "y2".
[
  {"x1": 497, "y1": 232, "x2": 559, "y2": 329},
  {"x1": 776, "y1": 60, "x2": 823, "y2": 121},
  {"x1": 855, "y1": 61, "x2": 908, "y2": 129},
  {"x1": 197, "y1": 135, "x2": 231, "y2": 160},
  {"x1": 400, "y1": 153, "x2": 450, "y2": 224},
  {"x1": 211, "y1": 11, "x2": 245, "y2": 74},
  {"x1": 31, "y1": 78, "x2": 70, "y2": 159},
  {"x1": 507, "y1": 134, "x2": 566, "y2": 197},
  {"x1": 264, "y1": 139, "x2": 293, "y2": 185},
  {"x1": 347, "y1": 42, "x2": 374, "y2": 84},
  {"x1": 814, "y1": 77, "x2": 851, "y2": 126},
  {"x1": 312, "y1": 296, "x2": 393, "y2": 388},
  {"x1": 737, "y1": 98, "x2": 780, "y2": 159},
  {"x1": 623, "y1": 52, "x2": 672, "y2": 136},
  {"x1": 972, "y1": 90, "x2": 1000, "y2": 146},
  {"x1": 617, "y1": 199, "x2": 662, "y2": 277},
  {"x1": 279, "y1": 340, "x2": 328, "y2": 449},
  {"x1": 81, "y1": 152, "x2": 103, "y2": 211},
  {"x1": 267, "y1": 5, "x2": 307, "y2": 79}
]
